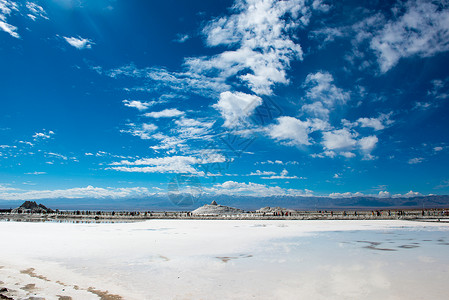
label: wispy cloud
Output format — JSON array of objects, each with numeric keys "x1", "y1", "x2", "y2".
[
  {"x1": 24, "y1": 171, "x2": 46, "y2": 175},
  {"x1": 104, "y1": 64, "x2": 229, "y2": 99},
  {"x1": 0, "y1": 0, "x2": 19, "y2": 38},
  {"x1": 121, "y1": 123, "x2": 158, "y2": 140},
  {"x1": 144, "y1": 108, "x2": 185, "y2": 118},
  {"x1": 174, "y1": 33, "x2": 189, "y2": 43},
  {"x1": 63, "y1": 36, "x2": 94, "y2": 49},
  {"x1": 108, "y1": 154, "x2": 226, "y2": 175},
  {"x1": 408, "y1": 157, "x2": 424, "y2": 164},
  {"x1": 26, "y1": 2, "x2": 48, "y2": 21}
]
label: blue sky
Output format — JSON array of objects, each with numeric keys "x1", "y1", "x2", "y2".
[{"x1": 1, "y1": 0, "x2": 449, "y2": 203}]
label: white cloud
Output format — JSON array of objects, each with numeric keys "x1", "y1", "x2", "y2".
[
  {"x1": 249, "y1": 170, "x2": 276, "y2": 176},
  {"x1": 394, "y1": 190, "x2": 422, "y2": 198},
  {"x1": 428, "y1": 78, "x2": 449, "y2": 100},
  {"x1": 33, "y1": 130, "x2": 54, "y2": 140},
  {"x1": 326, "y1": 190, "x2": 425, "y2": 199},
  {"x1": 123, "y1": 100, "x2": 153, "y2": 111},
  {"x1": 378, "y1": 191, "x2": 391, "y2": 198},
  {"x1": 322, "y1": 128, "x2": 357, "y2": 150},
  {"x1": 0, "y1": 186, "x2": 151, "y2": 201},
  {"x1": 0, "y1": 19, "x2": 18, "y2": 38},
  {"x1": 213, "y1": 91, "x2": 262, "y2": 128},
  {"x1": 302, "y1": 101, "x2": 330, "y2": 120},
  {"x1": 408, "y1": 157, "x2": 424, "y2": 164},
  {"x1": 174, "y1": 117, "x2": 214, "y2": 140},
  {"x1": 268, "y1": 116, "x2": 312, "y2": 146},
  {"x1": 204, "y1": 180, "x2": 312, "y2": 197},
  {"x1": 106, "y1": 64, "x2": 229, "y2": 99},
  {"x1": 63, "y1": 36, "x2": 94, "y2": 49},
  {"x1": 26, "y1": 2, "x2": 48, "y2": 20},
  {"x1": 357, "y1": 117, "x2": 385, "y2": 131},
  {"x1": 25, "y1": 171, "x2": 46, "y2": 175},
  {"x1": 174, "y1": 33, "x2": 189, "y2": 43},
  {"x1": 248, "y1": 169, "x2": 300, "y2": 179},
  {"x1": 434, "y1": 146, "x2": 443, "y2": 152},
  {"x1": 339, "y1": 151, "x2": 356, "y2": 158},
  {"x1": 47, "y1": 152, "x2": 68, "y2": 160},
  {"x1": 0, "y1": 0, "x2": 19, "y2": 38},
  {"x1": 188, "y1": 0, "x2": 307, "y2": 95},
  {"x1": 144, "y1": 108, "x2": 184, "y2": 118},
  {"x1": 121, "y1": 123, "x2": 158, "y2": 140},
  {"x1": 302, "y1": 72, "x2": 350, "y2": 119},
  {"x1": 261, "y1": 169, "x2": 299, "y2": 179},
  {"x1": 358, "y1": 135, "x2": 378, "y2": 153},
  {"x1": 370, "y1": 0, "x2": 449, "y2": 73},
  {"x1": 108, "y1": 154, "x2": 226, "y2": 175},
  {"x1": 312, "y1": 0, "x2": 330, "y2": 13},
  {"x1": 328, "y1": 192, "x2": 364, "y2": 198},
  {"x1": 343, "y1": 113, "x2": 394, "y2": 131},
  {"x1": 0, "y1": 184, "x2": 19, "y2": 192}
]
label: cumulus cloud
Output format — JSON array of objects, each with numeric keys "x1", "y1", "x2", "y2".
[
  {"x1": 267, "y1": 116, "x2": 312, "y2": 146},
  {"x1": 63, "y1": 36, "x2": 94, "y2": 49},
  {"x1": 301, "y1": 71, "x2": 350, "y2": 121},
  {"x1": 358, "y1": 135, "x2": 378, "y2": 153},
  {"x1": 33, "y1": 130, "x2": 55, "y2": 140},
  {"x1": 213, "y1": 91, "x2": 262, "y2": 128},
  {"x1": 322, "y1": 128, "x2": 357, "y2": 150},
  {"x1": 356, "y1": 113, "x2": 393, "y2": 131},
  {"x1": 370, "y1": 0, "x2": 449, "y2": 73},
  {"x1": 0, "y1": 186, "x2": 151, "y2": 201},
  {"x1": 395, "y1": 190, "x2": 422, "y2": 198},
  {"x1": 123, "y1": 100, "x2": 153, "y2": 111},
  {"x1": 189, "y1": 0, "x2": 307, "y2": 95},
  {"x1": 303, "y1": 72, "x2": 350, "y2": 108},
  {"x1": 144, "y1": 108, "x2": 185, "y2": 118}
]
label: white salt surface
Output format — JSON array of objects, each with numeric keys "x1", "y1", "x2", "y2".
[{"x1": 1, "y1": 220, "x2": 449, "y2": 299}]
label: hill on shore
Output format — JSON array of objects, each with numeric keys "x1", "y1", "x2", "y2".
[{"x1": 11, "y1": 201, "x2": 53, "y2": 214}]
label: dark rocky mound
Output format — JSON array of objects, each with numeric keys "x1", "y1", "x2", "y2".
[{"x1": 11, "y1": 201, "x2": 54, "y2": 213}]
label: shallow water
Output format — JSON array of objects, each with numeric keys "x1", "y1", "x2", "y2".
[{"x1": 0, "y1": 220, "x2": 448, "y2": 299}]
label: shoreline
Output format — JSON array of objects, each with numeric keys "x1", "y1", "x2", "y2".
[
  {"x1": 1, "y1": 207, "x2": 448, "y2": 222},
  {"x1": 1, "y1": 219, "x2": 449, "y2": 299}
]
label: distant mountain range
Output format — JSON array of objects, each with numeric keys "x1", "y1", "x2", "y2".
[{"x1": 0, "y1": 194, "x2": 448, "y2": 211}]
